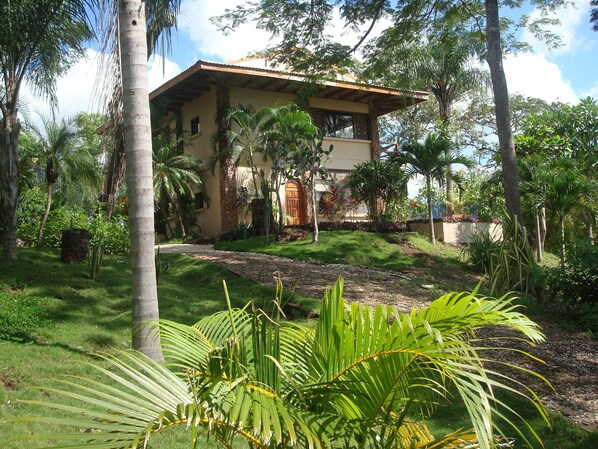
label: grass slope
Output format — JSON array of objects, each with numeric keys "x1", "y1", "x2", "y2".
[{"x1": 215, "y1": 230, "x2": 421, "y2": 270}]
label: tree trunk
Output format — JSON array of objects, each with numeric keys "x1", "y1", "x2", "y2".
[
  {"x1": 485, "y1": 0, "x2": 524, "y2": 224},
  {"x1": 37, "y1": 183, "x2": 54, "y2": 246},
  {"x1": 310, "y1": 176, "x2": 319, "y2": 243},
  {"x1": 535, "y1": 211, "x2": 543, "y2": 263},
  {"x1": 426, "y1": 175, "x2": 436, "y2": 245},
  {"x1": 0, "y1": 110, "x2": 20, "y2": 260},
  {"x1": 118, "y1": 0, "x2": 162, "y2": 361},
  {"x1": 540, "y1": 206, "x2": 547, "y2": 251},
  {"x1": 560, "y1": 217, "x2": 566, "y2": 270},
  {"x1": 216, "y1": 84, "x2": 238, "y2": 233}
]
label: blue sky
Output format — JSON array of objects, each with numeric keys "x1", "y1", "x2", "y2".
[{"x1": 28, "y1": 0, "x2": 598, "y2": 119}]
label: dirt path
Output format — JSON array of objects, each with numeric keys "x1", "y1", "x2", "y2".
[{"x1": 159, "y1": 244, "x2": 598, "y2": 431}]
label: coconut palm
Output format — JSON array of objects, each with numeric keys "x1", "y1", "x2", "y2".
[
  {"x1": 93, "y1": 0, "x2": 182, "y2": 360},
  {"x1": 25, "y1": 115, "x2": 100, "y2": 245},
  {"x1": 0, "y1": 0, "x2": 91, "y2": 259},
  {"x1": 391, "y1": 133, "x2": 472, "y2": 245},
  {"x1": 153, "y1": 133, "x2": 203, "y2": 237},
  {"x1": 13, "y1": 278, "x2": 549, "y2": 449}
]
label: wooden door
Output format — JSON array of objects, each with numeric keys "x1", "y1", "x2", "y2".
[{"x1": 285, "y1": 180, "x2": 305, "y2": 225}]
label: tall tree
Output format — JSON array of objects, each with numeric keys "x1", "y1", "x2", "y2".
[
  {"x1": 0, "y1": 0, "x2": 90, "y2": 259},
  {"x1": 366, "y1": 31, "x2": 488, "y2": 213},
  {"x1": 391, "y1": 133, "x2": 472, "y2": 245},
  {"x1": 216, "y1": 0, "x2": 567, "y2": 224}
]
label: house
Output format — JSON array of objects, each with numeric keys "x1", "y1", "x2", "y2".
[{"x1": 149, "y1": 58, "x2": 428, "y2": 237}]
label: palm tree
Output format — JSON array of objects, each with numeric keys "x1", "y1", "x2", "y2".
[
  {"x1": 532, "y1": 160, "x2": 591, "y2": 269},
  {"x1": 0, "y1": 0, "x2": 91, "y2": 259},
  {"x1": 378, "y1": 32, "x2": 488, "y2": 214},
  {"x1": 16, "y1": 279, "x2": 549, "y2": 449},
  {"x1": 391, "y1": 133, "x2": 472, "y2": 245},
  {"x1": 223, "y1": 105, "x2": 273, "y2": 199},
  {"x1": 153, "y1": 133, "x2": 203, "y2": 237},
  {"x1": 93, "y1": 0, "x2": 182, "y2": 360},
  {"x1": 25, "y1": 115, "x2": 99, "y2": 245}
]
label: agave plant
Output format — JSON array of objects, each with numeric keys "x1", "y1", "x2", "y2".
[{"x1": 11, "y1": 279, "x2": 548, "y2": 449}]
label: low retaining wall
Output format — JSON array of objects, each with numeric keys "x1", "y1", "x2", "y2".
[{"x1": 407, "y1": 219, "x2": 502, "y2": 245}]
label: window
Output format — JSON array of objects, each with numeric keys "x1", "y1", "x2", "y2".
[
  {"x1": 325, "y1": 111, "x2": 354, "y2": 139},
  {"x1": 190, "y1": 116, "x2": 200, "y2": 136},
  {"x1": 194, "y1": 192, "x2": 205, "y2": 210}
]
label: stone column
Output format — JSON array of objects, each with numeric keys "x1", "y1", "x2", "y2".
[{"x1": 368, "y1": 101, "x2": 381, "y2": 160}]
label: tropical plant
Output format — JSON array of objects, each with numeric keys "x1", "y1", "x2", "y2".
[
  {"x1": 391, "y1": 133, "x2": 472, "y2": 245},
  {"x1": 93, "y1": 0, "x2": 183, "y2": 360},
  {"x1": 366, "y1": 30, "x2": 488, "y2": 213},
  {"x1": 0, "y1": 0, "x2": 91, "y2": 259},
  {"x1": 153, "y1": 132, "x2": 203, "y2": 238},
  {"x1": 262, "y1": 104, "x2": 319, "y2": 233},
  {"x1": 24, "y1": 115, "x2": 100, "y2": 245},
  {"x1": 462, "y1": 228, "x2": 501, "y2": 275},
  {"x1": 11, "y1": 278, "x2": 549, "y2": 449},
  {"x1": 222, "y1": 105, "x2": 273, "y2": 199},
  {"x1": 347, "y1": 159, "x2": 406, "y2": 223},
  {"x1": 289, "y1": 130, "x2": 333, "y2": 243},
  {"x1": 487, "y1": 214, "x2": 537, "y2": 297}
]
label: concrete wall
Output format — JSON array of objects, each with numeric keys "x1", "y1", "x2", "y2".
[{"x1": 408, "y1": 221, "x2": 502, "y2": 245}]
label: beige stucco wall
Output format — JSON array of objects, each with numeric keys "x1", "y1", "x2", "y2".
[
  {"x1": 180, "y1": 87, "x2": 222, "y2": 237},
  {"x1": 175, "y1": 85, "x2": 375, "y2": 237},
  {"x1": 323, "y1": 137, "x2": 371, "y2": 170},
  {"x1": 408, "y1": 221, "x2": 503, "y2": 245}
]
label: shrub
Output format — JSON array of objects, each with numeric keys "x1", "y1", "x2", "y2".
[
  {"x1": 544, "y1": 241, "x2": 598, "y2": 307},
  {"x1": 462, "y1": 229, "x2": 501, "y2": 274},
  {"x1": 0, "y1": 285, "x2": 54, "y2": 342}
]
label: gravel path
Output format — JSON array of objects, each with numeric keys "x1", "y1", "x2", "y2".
[{"x1": 157, "y1": 244, "x2": 598, "y2": 431}]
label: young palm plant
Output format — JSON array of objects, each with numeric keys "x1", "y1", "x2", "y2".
[
  {"x1": 11, "y1": 279, "x2": 549, "y2": 449},
  {"x1": 391, "y1": 133, "x2": 472, "y2": 245}
]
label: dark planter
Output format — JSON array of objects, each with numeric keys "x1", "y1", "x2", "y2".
[{"x1": 61, "y1": 228, "x2": 91, "y2": 263}]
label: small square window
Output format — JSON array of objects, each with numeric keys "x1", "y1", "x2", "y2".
[{"x1": 191, "y1": 116, "x2": 200, "y2": 136}]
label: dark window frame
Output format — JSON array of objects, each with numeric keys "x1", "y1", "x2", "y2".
[{"x1": 190, "y1": 116, "x2": 200, "y2": 136}]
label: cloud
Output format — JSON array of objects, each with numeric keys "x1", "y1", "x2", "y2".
[
  {"x1": 21, "y1": 49, "x2": 182, "y2": 127},
  {"x1": 178, "y1": 0, "x2": 273, "y2": 62},
  {"x1": 521, "y1": 0, "x2": 591, "y2": 55},
  {"x1": 503, "y1": 53, "x2": 578, "y2": 104}
]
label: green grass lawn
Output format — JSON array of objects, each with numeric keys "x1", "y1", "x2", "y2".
[
  {"x1": 1, "y1": 244, "x2": 596, "y2": 448},
  {"x1": 0, "y1": 248, "x2": 314, "y2": 448},
  {"x1": 215, "y1": 230, "x2": 423, "y2": 270}
]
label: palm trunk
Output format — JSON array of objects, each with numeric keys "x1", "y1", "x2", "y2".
[
  {"x1": 485, "y1": 0, "x2": 524, "y2": 224},
  {"x1": 119, "y1": 0, "x2": 162, "y2": 361},
  {"x1": 310, "y1": 176, "x2": 319, "y2": 243},
  {"x1": 540, "y1": 206, "x2": 547, "y2": 251},
  {"x1": 560, "y1": 217, "x2": 566, "y2": 270},
  {"x1": 37, "y1": 183, "x2": 54, "y2": 246},
  {"x1": 535, "y1": 211, "x2": 543, "y2": 263},
  {"x1": 0, "y1": 110, "x2": 20, "y2": 260},
  {"x1": 426, "y1": 175, "x2": 436, "y2": 245}
]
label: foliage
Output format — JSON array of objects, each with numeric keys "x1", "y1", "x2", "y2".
[
  {"x1": 462, "y1": 229, "x2": 501, "y2": 274},
  {"x1": 153, "y1": 132, "x2": 204, "y2": 237},
  {"x1": 88, "y1": 240, "x2": 105, "y2": 281},
  {"x1": 17, "y1": 205, "x2": 130, "y2": 254},
  {"x1": 543, "y1": 241, "x2": 598, "y2": 307},
  {"x1": 0, "y1": 285, "x2": 54, "y2": 343},
  {"x1": 11, "y1": 278, "x2": 550, "y2": 449},
  {"x1": 487, "y1": 214, "x2": 537, "y2": 297},
  {"x1": 219, "y1": 222, "x2": 255, "y2": 241},
  {"x1": 391, "y1": 132, "x2": 472, "y2": 244},
  {"x1": 319, "y1": 178, "x2": 360, "y2": 222},
  {"x1": 347, "y1": 159, "x2": 406, "y2": 223}
]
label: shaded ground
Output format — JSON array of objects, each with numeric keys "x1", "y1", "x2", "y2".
[{"x1": 159, "y1": 244, "x2": 598, "y2": 431}]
